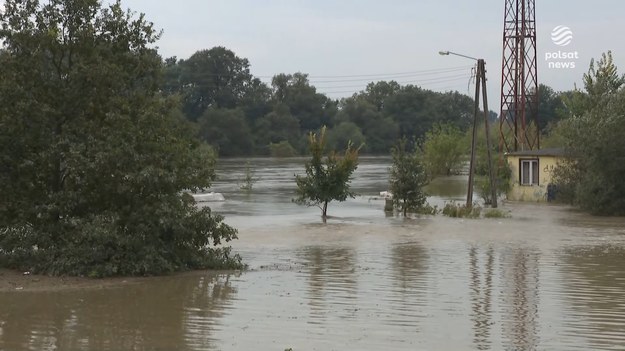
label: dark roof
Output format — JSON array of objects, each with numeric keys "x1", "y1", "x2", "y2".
[{"x1": 505, "y1": 147, "x2": 566, "y2": 157}]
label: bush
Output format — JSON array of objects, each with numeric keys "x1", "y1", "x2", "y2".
[
  {"x1": 389, "y1": 138, "x2": 429, "y2": 216},
  {"x1": 239, "y1": 162, "x2": 259, "y2": 191},
  {"x1": 442, "y1": 202, "x2": 482, "y2": 218},
  {"x1": 0, "y1": 205, "x2": 246, "y2": 277},
  {"x1": 415, "y1": 202, "x2": 439, "y2": 215}
]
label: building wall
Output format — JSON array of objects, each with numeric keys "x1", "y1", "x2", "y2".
[{"x1": 506, "y1": 155, "x2": 562, "y2": 202}]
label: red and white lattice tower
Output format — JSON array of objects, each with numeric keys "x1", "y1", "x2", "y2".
[{"x1": 499, "y1": 0, "x2": 539, "y2": 152}]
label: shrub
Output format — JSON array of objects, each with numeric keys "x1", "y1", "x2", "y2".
[{"x1": 442, "y1": 202, "x2": 482, "y2": 218}]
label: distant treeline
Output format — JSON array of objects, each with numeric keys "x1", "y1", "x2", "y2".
[{"x1": 161, "y1": 46, "x2": 480, "y2": 156}]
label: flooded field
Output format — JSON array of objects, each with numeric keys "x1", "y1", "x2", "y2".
[{"x1": 2, "y1": 157, "x2": 625, "y2": 350}]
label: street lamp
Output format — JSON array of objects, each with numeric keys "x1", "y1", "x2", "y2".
[
  {"x1": 439, "y1": 50, "x2": 498, "y2": 208},
  {"x1": 438, "y1": 51, "x2": 478, "y2": 61}
]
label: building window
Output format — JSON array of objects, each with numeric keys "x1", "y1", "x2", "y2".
[{"x1": 520, "y1": 159, "x2": 539, "y2": 185}]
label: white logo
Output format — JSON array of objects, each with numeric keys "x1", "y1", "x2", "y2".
[{"x1": 551, "y1": 25, "x2": 573, "y2": 46}]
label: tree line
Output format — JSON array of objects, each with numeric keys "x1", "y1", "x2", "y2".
[{"x1": 161, "y1": 47, "x2": 476, "y2": 156}]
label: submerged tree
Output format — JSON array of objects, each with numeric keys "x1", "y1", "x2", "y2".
[
  {"x1": 421, "y1": 123, "x2": 467, "y2": 178},
  {"x1": 0, "y1": 0, "x2": 242, "y2": 276},
  {"x1": 294, "y1": 126, "x2": 360, "y2": 217},
  {"x1": 389, "y1": 138, "x2": 429, "y2": 216}
]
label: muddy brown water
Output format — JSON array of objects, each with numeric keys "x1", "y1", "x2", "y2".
[{"x1": 1, "y1": 157, "x2": 625, "y2": 351}]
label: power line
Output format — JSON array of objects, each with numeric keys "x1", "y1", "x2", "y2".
[
  {"x1": 312, "y1": 73, "x2": 471, "y2": 89},
  {"x1": 257, "y1": 65, "x2": 474, "y2": 83},
  {"x1": 307, "y1": 66, "x2": 473, "y2": 80},
  {"x1": 316, "y1": 74, "x2": 473, "y2": 94}
]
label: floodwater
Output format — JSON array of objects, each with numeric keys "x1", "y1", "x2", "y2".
[{"x1": 2, "y1": 157, "x2": 625, "y2": 351}]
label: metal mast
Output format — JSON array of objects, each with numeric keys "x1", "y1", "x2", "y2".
[{"x1": 499, "y1": 0, "x2": 539, "y2": 152}]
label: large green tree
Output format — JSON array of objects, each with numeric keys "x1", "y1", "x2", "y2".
[
  {"x1": 253, "y1": 104, "x2": 302, "y2": 154},
  {"x1": 536, "y1": 84, "x2": 566, "y2": 131},
  {"x1": 198, "y1": 107, "x2": 255, "y2": 156},
  {"x1": 335, "y1": 98, "x2": 399, "y2": 154},
  {"x1": 554, "y1": 51, "x2": 625, "y2": 215},
  {"x1": 165, "y1": 47, "x2": 264, "y2": 121},
  {"x1": 0, "y1": 0, "x2": 241, "y2": 276},
  {"x1": 326, "y1": 122, "x2": 366, "y2": 152},
  {"x1": 271, "y1": 73, "x2": 336, "y2": 132},
  {"x1": 294, "y1": 127, "x2": 360, "y2": 217}
]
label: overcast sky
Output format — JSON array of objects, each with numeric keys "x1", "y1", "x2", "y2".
[{"x1": 120, "y1": 1, "x2": 624, "y2": 105}]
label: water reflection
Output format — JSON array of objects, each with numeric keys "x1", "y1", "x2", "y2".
[
  {"x1": 469, "y1": 246, "x2": 494, "y2": 350},
  {"x1": 0, "y1": 273, "x2": 237, "y2": 351},
  {"x1": 425, "y1": 175, "x2": 467, "y2": 199},
  {"x1": 388, "y1": 243, "x2": 427, "y2": 329},
  {"x1": 560, "y1": 245, "x2": 625, "y2": 350},
  {"x1": 298, "y1": 246, "x2": 358, "y2": 322},
  {"x1": 499, "y1": 248, "x2": 540, "y2": 351}
]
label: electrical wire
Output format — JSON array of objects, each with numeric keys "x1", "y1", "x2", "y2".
[
  {"x1": 312, "y1": 73, "x2": 471, "y2": 89},
  {"x1": 257, "y1": 66, "x2": 474, "y2": 84},
  {"x1": 316, "y1": 74, "x2": 473, "y2": 95}
]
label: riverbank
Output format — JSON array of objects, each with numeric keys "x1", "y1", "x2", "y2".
[{"x1": 0, "y1": 268, "x2": 148, "y2": 292}]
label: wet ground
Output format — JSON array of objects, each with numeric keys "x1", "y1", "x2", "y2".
[{"x1": 1, "y1": 157, "x2": 625, "y2": 350}]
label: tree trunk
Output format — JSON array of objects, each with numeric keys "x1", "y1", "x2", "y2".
[{"x1": 322, "y1": 201, "x2": 328, "y2": 217}]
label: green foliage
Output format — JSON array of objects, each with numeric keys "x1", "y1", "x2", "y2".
[
  {"x1": 421, "y1": 123, "x2": 467, "y2": 178},
  {"x1": 326, "y1": 122, "x2": 366, "y2": 151},
  {"x1": 269, "y1": 141, "x2": 298, "y2": 157},
  {"x1": 255, "y1": 104, "x2": 302, "y2": 155},
  {"x1": 271, "y1": 73, "x2": 335, "y2": 131},
  {"x1": 583, "y1": 51, "x2": 625, "y2": 102},
  {"x1": 389, "y1": 138, "x2": 429, "y2": 216},
  {"x1": 536, "y1": 84, "x2": 568, "y2": 131},
  {"x1": 294, "y1": 126, "x2": 361, "y2": 217},
  {"x1": 553, "y1": 52, "x2": 625, "y2": 215},
  {"x1": 198, "y1": 108, "x2": 255, "y2": 156},
  {"x1": 167, "y1": 47, "x2": 259, "y2": 120},
  {"x1": 475, "y1": 160, "x2": 512, "y2": 206},
  {"x1": 541, "y1": 120, "x2": 569, "y2": 148},
  {"x1": 468, "y1": 121, "x2": 511, "y2": 205},
  {"x1": 161, "y1": 46, "x2": 474, "y2": 157},
  {"x1": 239, "y1": 162, "x2": 259, "y2": 191},
  {"x1": 441, "y1": 202, "x2": 482, "y2": 219},
  {"x1": 335, "y1": 98, "x2": 399, "y2": 154},
  {"x1": 0, "y1": 0, "x2": 242, "y2": 276},
  {"x1": 415, "y1": 202, "x2": 439, "y2": 215}
]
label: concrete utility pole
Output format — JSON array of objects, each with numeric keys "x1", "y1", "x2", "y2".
[
  {"x1": 439, "y1": 52, "x2": 498, "y2": 208},
  {"x1": 477, "y1": 59, "x2": 498, "y2": 208}
]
